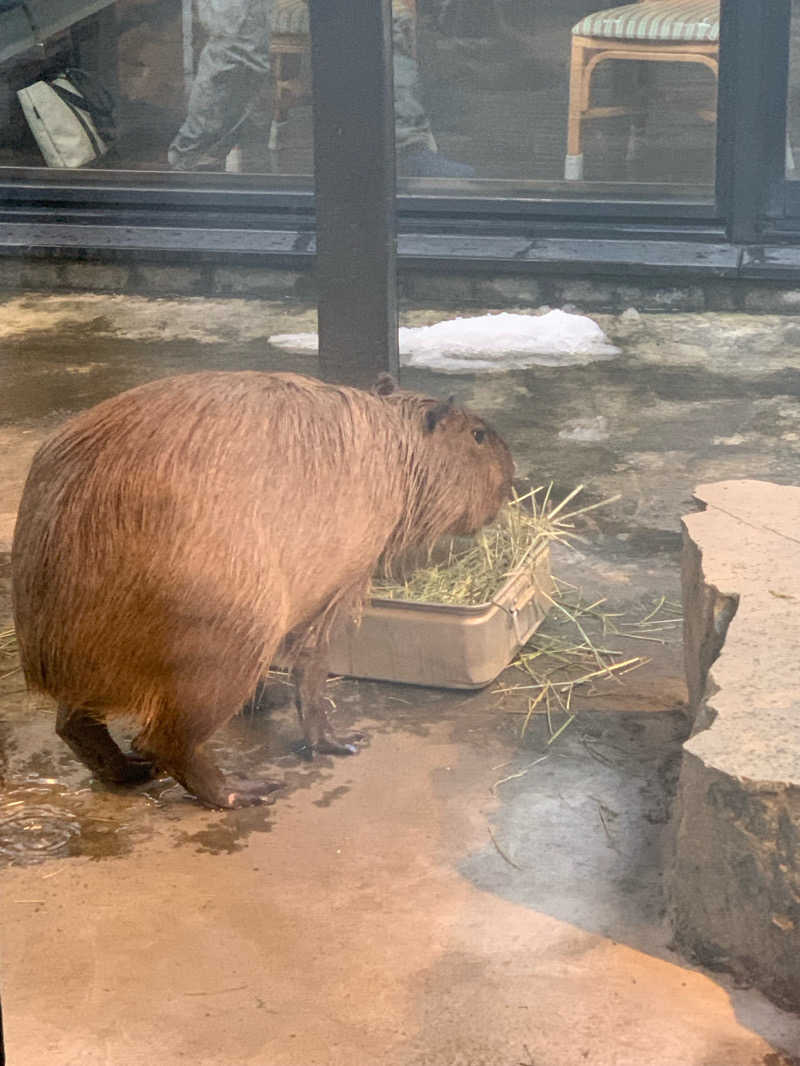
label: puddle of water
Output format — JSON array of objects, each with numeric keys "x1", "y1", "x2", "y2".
[
  {"x1": 175, "y1": 807, "x2": 276, "y2": 855},
  {"x1": 0, "y1": 781, "x2": 152, "y2": 866},
  {"x1": 462, "y1": 710, "x2": 689, "y2": 942},
  {"x1": 0, "y1": 797, "x2": 80, "y2": 862},
  {"x1": 0, "y1": 676, "x2": 481, "y2": 864},
  {"x1": 313, "y1": 784, "x2": 352, "y2": 808}
]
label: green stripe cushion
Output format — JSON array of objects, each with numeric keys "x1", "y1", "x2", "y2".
[
  {"x1": 573, "y1": 1, "x2": 719, "y2": 42},
  {"x1": 271, "y1": 0, "x2": 309, "y2": 35}
]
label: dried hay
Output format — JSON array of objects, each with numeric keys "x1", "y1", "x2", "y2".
[
  {"x1": 370, "y1": 483, "x2": 682, "y2": 755},
  {"x1": 496, "y1": 581, "x2": 682, "y2": 744},
  {"x1": 0, "y1": 625, "x2": 20, "y2": 682},
  {"x1": 0, "y1": 627, "x2": 16, "y2": 656},
  {"x1": 373, "y1": 483, "x2": 617, "y2": 606}
]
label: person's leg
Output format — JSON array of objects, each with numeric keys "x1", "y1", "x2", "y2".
[
  {"x1": 392, "y1": 3, "x2": 437, "y2": 155},
  {"x1": 392, "y1": 0, "x2": 474, "y2": 178},
  {"x1": 169, "y1": 0, "x2": 273, "y2": 170},
  {"x1": 172, "y1": 0, "x2": 472, "y2": 176}
]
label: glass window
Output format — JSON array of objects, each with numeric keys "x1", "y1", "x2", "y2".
[
  {"x1": 0, "y1": 0, "x2": 314, "y2": 180},
  {"x1": 788, "y1": 0, "x2": 800, "y2": 178},
  {"x1": 405, "y1": 0, "x2": 718, "y2": 196},
  {"x1": 0, "y1": 0, "x2": 718, "y2": 200}
]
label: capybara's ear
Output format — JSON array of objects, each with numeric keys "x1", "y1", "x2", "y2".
[
  {"x1": 424, "y1": 398, "x2": 455, "y2": 434},
  {"x1": 371, "y1": 373, "x2": 397, "y2": 397}
]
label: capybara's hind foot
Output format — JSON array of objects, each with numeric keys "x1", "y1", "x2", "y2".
[
  {"x1": 189, "y1": 776, "x2": 283, "y2": 810},
  {"x1": 56, "y1": 705, "x2": 156, "y2": 785},
  {"x1": 158, "y1": 746, "x2": 283, "y2": 809},
  {"x1": 218, "y1": 778, "x2": 284, "y2": 810},
  {"x1": 113, "y1": 752, "x2": 157, "y2": 784}
]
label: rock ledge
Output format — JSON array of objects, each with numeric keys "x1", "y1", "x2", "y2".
[{"x1": 670, "y1": 480, "x2": 800, "y2": 1011}]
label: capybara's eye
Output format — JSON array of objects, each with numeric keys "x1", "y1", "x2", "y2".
[{"x1": 472, "y1": 428, "x2": 486, "y2": 444}]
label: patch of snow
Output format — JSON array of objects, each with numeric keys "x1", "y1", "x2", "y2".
[
  {"x1": 401, "y1": 310, "x2": 621, "y2": 371},
  {"x1": 268, "y1": 331, "x2": 319, "y2": 353},
  {"x1": 558, "y1": 416, "x2": 610, "y2": 443},
  {"x1": 712, "y1": 434, "x2": 747, "y2": 446},
  {"x1": 269, "y1": 310, "x2": 621, "y2": 372}
]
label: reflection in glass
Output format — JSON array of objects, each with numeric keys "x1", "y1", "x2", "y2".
[
  {"x1": 788, "y1": 0, "x2": 800, "y2": 178},
  {"x1": 0, "y1": 0, "x2": 718, "y2": 194},
  {"x1": 413, "y1": 0, "x2": 718, "y2": 191}
]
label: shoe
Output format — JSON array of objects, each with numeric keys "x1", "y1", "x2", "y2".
[
  {"x1": 168, "y1": 150, "x2": 227, "y2": 172},
  {"x1": 398, "y1": 147, "x2": 475, "y2": 178}
]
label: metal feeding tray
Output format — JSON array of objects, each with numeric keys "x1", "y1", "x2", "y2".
[{"x1": 328, "y1": 539, "x2": 552, "y2": 690}]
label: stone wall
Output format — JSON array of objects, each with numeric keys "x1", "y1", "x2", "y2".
[
  {"x1": 669, "y1": 481, "x2": 800, "y2": 1012},
  {"x1": 4, "y1": 256, "x2": 800, "y2": 313}
]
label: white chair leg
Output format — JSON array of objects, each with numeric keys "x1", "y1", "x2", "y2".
[
  {"x1": 564, "y1": 153, "x2": 584, "y2": 180},
  {"x1": 181, "y1": 0, "x2": 194, "y2": 101},
  {"x1": 225, "y1": 146, "x2": 243, "y2": 172},
  {"x1": 268, "y1": 120, "x2": 286, "y2": 151}
]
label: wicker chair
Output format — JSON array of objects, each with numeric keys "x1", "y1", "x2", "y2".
[
  {"x1": 268, "y1": 0, "x2": 312, "y2": 151},
  {"x1": 564, "y1": 0, "x2": 719, "y2": 180},
  {"x1": 268, "y1": 0, "x2": 418, "y2": 150}
]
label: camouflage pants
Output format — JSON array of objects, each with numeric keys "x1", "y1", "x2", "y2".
[{"x1": 168, "y1": 0, "x2": 435, "y2": 168}]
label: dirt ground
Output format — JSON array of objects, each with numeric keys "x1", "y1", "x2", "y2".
[{"x1": 1, "y1": 294, "x2": 799, "y2": 1065}]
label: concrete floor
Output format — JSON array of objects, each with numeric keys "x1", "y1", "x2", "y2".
[{"x1": 1, "y1": 294, "x2": 800, "y2": 1064}]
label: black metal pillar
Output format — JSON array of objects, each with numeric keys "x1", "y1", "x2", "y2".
[
  {"x1": 309, "y1": 0, "x2": 399, "y2": 385},
  {"x1": 717, "y1": 0, "x2": 787, "y2": 243}
]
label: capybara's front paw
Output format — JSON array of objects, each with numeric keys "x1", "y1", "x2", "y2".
[{"x1": 315, "y1": 731, "x2": 366, "y2": 757}]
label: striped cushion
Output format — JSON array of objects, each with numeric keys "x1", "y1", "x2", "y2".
[
  {"x1": 573, "y1": 1, "x2": 719, "y2": 42},
  {"x1": 271, "y1": 0, "x2": 309, "y2": 35}
]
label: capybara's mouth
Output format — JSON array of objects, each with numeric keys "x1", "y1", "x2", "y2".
[{"x1": 461, "y1": 499, "x2": 507, "y2": 536}]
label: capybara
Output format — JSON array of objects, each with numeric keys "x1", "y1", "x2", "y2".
[{"x1": 11, "y1": 371, "x2": 514, "y2": 808}]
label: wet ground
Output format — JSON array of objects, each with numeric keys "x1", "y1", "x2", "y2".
[{"x1": 1, "y1": 294, "x2": 800, "y2": 1064}]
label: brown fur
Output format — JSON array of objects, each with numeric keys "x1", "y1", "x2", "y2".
[{"x1": 11, "y1": 371, "x2": 513, "y2": 806}]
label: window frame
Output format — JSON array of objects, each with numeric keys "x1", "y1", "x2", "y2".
[{"x1": 0, "y1": 0, "x2": 794, "y2": 267}]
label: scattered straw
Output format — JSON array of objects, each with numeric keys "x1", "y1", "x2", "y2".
[
  {"x1": 491, "y1": 754, "x2": 549, "y2": 794},
  {"x1": 371, "y1": 486, "x2": 681, "y2": 752},
  {"x1": 0, "y1": 627, "x2": 17, "y2": 656},
  {"x1": 0, "y1": 626, "x2": 20, "y2": 681},
  {"x1": 487, "y1": 823, "x2": 522, "y2": 870},
  {"x1": 497, "y1": 589, "x2": 682, "y2": 743}
]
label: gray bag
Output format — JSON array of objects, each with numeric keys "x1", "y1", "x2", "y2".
[{"x1": 17, "y1": 68, "x2": 115, "y2": 168}]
